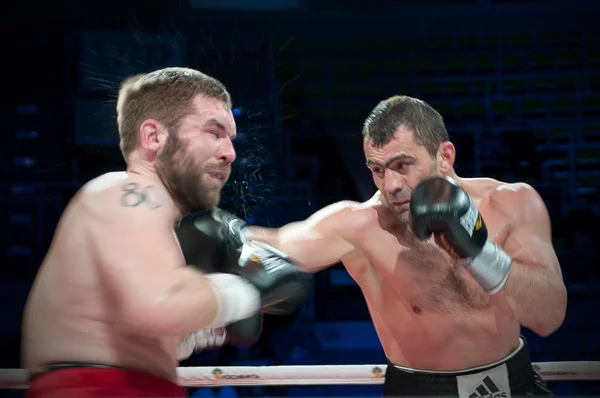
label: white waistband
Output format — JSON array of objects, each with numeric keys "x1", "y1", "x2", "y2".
[{"x1": 392, "y1": 337, "x2": 525, "y2": 375}]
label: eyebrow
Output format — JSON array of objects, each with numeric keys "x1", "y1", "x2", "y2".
[
  {"x1": 203, "y1": 118, "x2": 236, "y2": 139},
  {"x1": 366, "y1": 153, "x2": 416, "y2": 168}
]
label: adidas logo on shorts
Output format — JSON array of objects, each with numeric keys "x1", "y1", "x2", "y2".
[{"x1": 468, "y1": 375, "x2": 508, "y2": 398}]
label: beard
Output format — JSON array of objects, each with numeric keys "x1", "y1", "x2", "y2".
[{"x1": 156, "y1": 133, "x2": 224, "y2": 213}]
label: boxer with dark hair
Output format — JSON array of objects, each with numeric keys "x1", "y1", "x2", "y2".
[
  {"x1": 216, "y1": 95, "x2": 566, "y2": 396},
  {"x1": 22, "y1": 67, "x2": 308, "y2": 398}
]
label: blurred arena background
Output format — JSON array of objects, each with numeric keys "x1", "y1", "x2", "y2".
[{"x1": 1, "y1": 0, "x2": 599, "y2": 396}]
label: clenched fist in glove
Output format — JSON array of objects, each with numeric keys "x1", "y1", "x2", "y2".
[
  {"x1": 176, "y1": 208, "x2": 313, "y2": 314},
  {"x1": 409, "y1": 176, "x2": 512, "y2": 294}
]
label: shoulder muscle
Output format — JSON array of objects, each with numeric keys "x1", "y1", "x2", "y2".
[{"x1": 491, "y1": 183, "x2": 551, "y2": 237}]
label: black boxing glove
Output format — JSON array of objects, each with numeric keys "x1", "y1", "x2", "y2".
[
  {"x1": 176, "y1": 209, "x2": 313, "y2": 314},
  {"x1": 226, "y1": 313, "x2": 264, "y2": 347},
  {"x1": 410, "y1": 177, "x2": 512, "y2": 294},
  {"x1": 176, "y1": 208, "x2": 248, "y2": 267},
  {"x1": 235, "y1": 240, "x2": 313, "y2": 315},
  {"x1": 176, "y1": 212, "x2": 264, "y2": 346}
]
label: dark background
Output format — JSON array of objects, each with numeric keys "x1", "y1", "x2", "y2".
[{"x1": 1, "y1": 0, "x2": 599, "y2": 396}]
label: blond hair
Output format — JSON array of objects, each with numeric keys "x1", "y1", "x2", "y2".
[{"x1": 116, "y1": 67, "x2": 232, "y2": 161}]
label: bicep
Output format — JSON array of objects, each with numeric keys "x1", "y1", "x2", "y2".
[
  {"x1": 501, "y1": 188, "x2": 561, "y2": 274},
  {"x1": 505, "y1": 228, "x2": 559, "y2": 272}
]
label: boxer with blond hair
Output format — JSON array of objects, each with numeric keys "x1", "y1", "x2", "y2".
[{"x1": 22, "y1": 67, "x2": 309, "y2": 398}]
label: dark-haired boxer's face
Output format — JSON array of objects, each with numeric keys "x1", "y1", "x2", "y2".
[
  {"x1": 156, "y1": 95, "x2": 236, "y2": 212},
  {"x1": 364, "y1": 126, "x2": 439, "y2": 223}
]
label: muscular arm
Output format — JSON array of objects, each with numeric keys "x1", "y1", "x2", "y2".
[
  {"x1": 245, "y1": 201, "x2": 360, "y2": 272},
  {"x1": 490, "y1": 186, "x2": 567, "y2": 336},
  {"x1": 92, "y1": 183, "x2": 223, "y2": 337}
]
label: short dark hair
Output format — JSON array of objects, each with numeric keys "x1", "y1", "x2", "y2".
[
  {"x1": 117, "y1": 67, "x2": 232, "y2": 161},
  {"x1": 362, "y1": 95, "x2": 449, "y2": 157}
]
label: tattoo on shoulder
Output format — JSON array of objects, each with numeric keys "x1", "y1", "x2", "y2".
[{"x1": 120, "y1": 182, "x2": 163, "y2": 209}]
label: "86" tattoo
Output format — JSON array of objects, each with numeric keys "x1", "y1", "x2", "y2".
[{"x1": 120, "y1": 182, "x2": 163, "y2": 209}]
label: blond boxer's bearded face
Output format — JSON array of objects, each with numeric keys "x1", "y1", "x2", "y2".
[
  {"x1": 156, "y1": 96, "x2": 236, "y2": 212},
  {"x1": 364, "y1": 127, "x2": 440, "y2": 224}
]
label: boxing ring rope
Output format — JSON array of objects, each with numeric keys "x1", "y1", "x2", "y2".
[{"x1": 2, "y1": 361, "x2": 600, "y2": 388}]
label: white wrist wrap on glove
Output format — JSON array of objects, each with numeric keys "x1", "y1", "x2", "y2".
[
  {"x1": 238, "y1": 241, "x2": 290, "y2": 272},
  {"x1": 464, "y1": 240, "x2": 512, "y2": 295},
  {"x1": 204, "y1": 273, "x2": 260, "y2": 327},
  {"x1": 177, "y1": 327, "x2": 227, "y2": 361},
  {"x1": 251, "y1": 241, "x2": 290, "y2": 259}
]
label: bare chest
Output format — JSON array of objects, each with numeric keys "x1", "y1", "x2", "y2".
[
  {"x1": 349, "y1": 202, "x2": 508, "y2": 315},
  {"x1": 394, "y1": 241, "x2": 490, "y2": 314}
]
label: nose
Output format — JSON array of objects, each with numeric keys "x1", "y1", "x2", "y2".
[
  {"x1": 218, "y1": 137, "x2": 236, "y2": 164},
  {"x1": 383, "y1": 169, "x2": 405, "y2": 197}
]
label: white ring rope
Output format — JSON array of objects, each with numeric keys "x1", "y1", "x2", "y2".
[{"x1": 1, "y1": 361, "x2": 599, "y2": 388}]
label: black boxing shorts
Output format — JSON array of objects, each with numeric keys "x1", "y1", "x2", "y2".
[{"x1": 383, "y1": 337, "x2": 553, "y2": 397}]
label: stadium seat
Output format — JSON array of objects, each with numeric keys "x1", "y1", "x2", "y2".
[
  {"x1": 589, "y1": 48, "x2": 600, "y2": 67},
  {"x1": 502, "y1": 78, "x2": 528, "y2": 94},
  {"x1": 373, "y1": 38, "x2": 398, "y2": 51},
  {"x1": 520, "y1": 98, "x2": 547, "y2": 118},
  {"x1": 557, "y1": 76, "x2": 577, "y2": 93},
  {"x1": 356, "y1": 59, "x2": 379, "y2": 78},
  {"x1": 491, "y1": 100, "x2": 516, "y2": 120},
  {"x1": 551, "y1": 97, "x2": 578, "y2": 117},
  {"x1": 481, "y1": 34, "x2": 498, "y2": 50},
  {"x1": 297, "y1": 58, "x2": 324, "y2": 76},
  {"x1": 556, "y1": 51, "x2": 580, "y2": 70},
  {"x1": 583, "y1": 96, "x2": 600, "y2": 116},
  {"x1": 529, "y1": 52, "x2": 553, "y2": 71},
  {"x1": 539, "y1": 31, "x2": 564, "y2": 46},
  {"x1": 331, "y1": 58, "x2": 353, "y2": 76},
  {"x1": 443, "y1": 81, "x2": 470, "y2": 97},
  {"x1": 502, "y1": 53, "x2": 525, "y2": 72},
  {"x1": 417, "y1": 82, "x2": 441, "y2": 97},
  {"x1": 444, "y1": 56, "x2": 467, "y2": 75},
  {"x1": 383, "y1": 58, "x2": 410, "y2": 77},
  {"x1": 471, "y1": 54, "x2": 495, "y2": 73},
  {"x1": 531, "y1": 77, "x2": 555, "y2": 93},
  {"x1": 456, "y1": 34, "x2": 479, "y2": 50},
  {"x1": 549, "y1": 127, "x2": 572, "y2": 145},
  {"x1": 582, "y1": 124, "x2": 600, "y2": 143},
  {"x1": 416, "y1": 56, "x2": 437, "y2": 76},
  {"x1": 425, "y1": 36, "x2": 452, "y2": 50},
  {"x1": 459, "y1": 101, "x2": 485, "y2": 120},
  {"x1": 510, "y1": 33, "x2": 534, "y2": 49}
]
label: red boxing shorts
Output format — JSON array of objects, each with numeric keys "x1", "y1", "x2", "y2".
[{"x1": 27, "y1": 365, "x2": 187, "y2": 398}]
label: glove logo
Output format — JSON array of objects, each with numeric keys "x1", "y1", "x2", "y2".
[
  {"x1": 439, "y1": 233, "x2": 459, "y2": 259},
  {"x1": 475, "y1": 215, "x2": 483, "y2": 231}
]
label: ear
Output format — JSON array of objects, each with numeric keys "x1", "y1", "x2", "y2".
[
  {"x1": 138, "y1": 119, "x2": 167, "y2": 158},
  {"x1": 437, "y1": 141, "x2": 456, "y2": 172}
]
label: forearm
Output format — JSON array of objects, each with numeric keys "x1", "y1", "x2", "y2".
[
  {"x1": 490, "y1": 260, "x2": 567, "y2": 336},
  {"x1": 246, "y1": 224, "x2": 344, "y2": 272},
  {"x1": 461, "y1": 237, "x2": 566, "y2": 336},
  {"x1": 125, "y1": 267, "x2": 218, "y2": 336},
  {"x1": 127, "y1": 268, "x2": 259, "y2": 337},
  {"x1": 245, "y1": 226, "x2": 285, "y2": 250}
]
